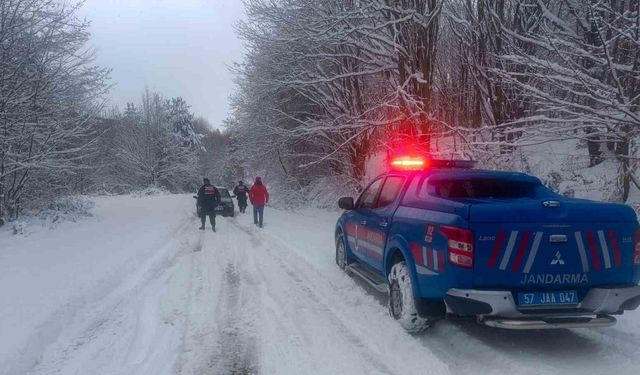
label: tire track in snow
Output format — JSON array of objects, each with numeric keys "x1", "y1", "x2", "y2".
[
  {"x1": 235, "y1": 216, "x2": 522, "y2": 375},
  {"x1": 244, "y1": 209, "x2": 640, "y2": 375},
  {"x1": 228, "y1": 219, "x2": 449, "y2": 375},
  {"x1": 259, "y1": 245, "x2": 395, "y2": 375},
  {"x1": 175, "y1": 232, "x2": 207, "y2": 375},
  {"x1": 208, "y1": 263, "x2": 259, "y2": 375},
  {"x1": 177, "y1": 222, "x2": 260, "y2": 375},
  {"x1": 25, "y1": 214, "x2": 198, "y2": 375},
  {"x1": 225, "y1": 221, "x2": 387, "y2": 374}
]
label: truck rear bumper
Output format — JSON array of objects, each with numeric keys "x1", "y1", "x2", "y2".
[
  {"x1": 445, "y1": 286, "x2": 640, "y2": 319},
  {"x1": 482, "y1": 315, "x2": 617, "y2": 330}
]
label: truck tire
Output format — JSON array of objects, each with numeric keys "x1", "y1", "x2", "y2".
[
  {"x1": 388, "y1": 261, "x2": 430, "y2": 333},
  {"x1": 335, "y1": 232, "x2": 352, "y2": 272}
]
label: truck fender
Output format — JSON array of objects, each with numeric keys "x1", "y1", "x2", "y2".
[
  {"x1": 335, "y1": 221, "x2": 344, "y2": 239},
  {"x1": 334, "y1": 221, "x2": 354, "y2": 258},
  {"x1": 385, "y1": 234, "x2": 422, "y2": 296}
]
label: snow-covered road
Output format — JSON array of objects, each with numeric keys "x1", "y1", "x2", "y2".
[{"x1": 1, "y1": 194, "x2": 639, "y2": 375}]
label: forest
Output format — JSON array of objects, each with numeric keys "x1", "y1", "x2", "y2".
[
  {"x1": 1, "y1": 0, "x2": 639, "y2": 223},
  {"x1": 227, "y1": 0, "x2": 640, "y2": 205},
  {"x1": 0, "y1": 0, "x2": 230, "y2": 223}
]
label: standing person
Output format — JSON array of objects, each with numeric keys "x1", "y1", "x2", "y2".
[
  {"x1": 197, "y1": 178, "x2": 221, "y2": 231},
  {"x1": 249, "y1": 176, "x2": 269, "y2": 228},
  {"x1": 233, "y1": 180, "x2": 248, "y2": 213}
]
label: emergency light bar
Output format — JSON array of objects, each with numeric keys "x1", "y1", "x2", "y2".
[
  {"x1": 389, "y1": 156, "x2": 476, "y2": 171},
  {"x1": 390, "y1": 157, "x2": 426, "y2": 170}
]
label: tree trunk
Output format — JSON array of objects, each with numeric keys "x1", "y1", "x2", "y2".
[{"x1": 616, "y1": 134, "x2": 631, "y2": 201}]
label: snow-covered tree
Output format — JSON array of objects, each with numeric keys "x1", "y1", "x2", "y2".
[
  {"x1": 167, "y1": 97, "x2": 201, "y2": 147},
  {"x1": 0, "y1": 0, "x2": 109, "y2": 223},
  {"x1": 492, "y1": 0, "x2": 640, "y2": 200},
  {"x1": 228, "y1": 0, "x2": 640, "y2": 205},
  {"x1": 107, "y1": 91, "x2": 200, "y2": 192}
]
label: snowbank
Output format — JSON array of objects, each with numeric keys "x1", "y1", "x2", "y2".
[{"x1": 0, "y1": 194, "x2": 192, "y2": 375}]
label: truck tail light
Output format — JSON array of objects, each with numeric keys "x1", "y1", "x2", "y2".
[
  {"x1": 440, "y1": 225, "x2": 474, "y2": 268},
  {"x1": 633, "y1": 229, "x2": 640, "y2": 266}
]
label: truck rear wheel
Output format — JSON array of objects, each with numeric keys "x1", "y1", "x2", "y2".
[{"x1": 388, "y1": 261, "x2": 430, "y2": 333}]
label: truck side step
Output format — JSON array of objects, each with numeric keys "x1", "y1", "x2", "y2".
[
  {"x1": 347, "y1": 262, "x2": 388, "y2": 293},
  {"x1": 482, "y1": 315, "x2": 617, "y2": 330}
]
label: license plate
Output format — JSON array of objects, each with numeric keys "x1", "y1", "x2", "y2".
[
  {"x1": 215, "y1": 207, "x2": 224, "y2": 211},
  {"x1": 518, "y1": 290, "x2": 578, "y2": 306}
]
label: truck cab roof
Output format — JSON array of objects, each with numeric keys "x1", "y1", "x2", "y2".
[{"x1": 372, "y1": 168, "x2": 637, "y2": 223}]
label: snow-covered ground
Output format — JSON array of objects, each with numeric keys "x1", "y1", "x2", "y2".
[{"x1": 1, "y1": 194, "x2": 640, "y2": 375}]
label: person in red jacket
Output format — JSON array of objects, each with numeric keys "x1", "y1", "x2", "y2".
[{"x1": 249, "y1": 176, "x2": 269, "y2": 228}]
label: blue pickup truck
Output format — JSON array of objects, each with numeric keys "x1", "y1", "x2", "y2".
[{"x1": 335, "y1": 158, "x2": 640, "y2": 331}]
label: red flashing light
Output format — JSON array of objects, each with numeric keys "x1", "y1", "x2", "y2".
[
  {"x1": 389, "y1": 156, "x2": 477, "y2": 171},
  {"x1": 390, "y1": 156, "x2": 427, "y2": 170}
]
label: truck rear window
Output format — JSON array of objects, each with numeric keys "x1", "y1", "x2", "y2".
[{"x1": 426, "y1": 178, "x2": 538, "y2": 199}]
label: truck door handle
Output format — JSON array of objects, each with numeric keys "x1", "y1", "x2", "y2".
[
  {"x1": 379, "y1": 221, "x2": 388, "y2": 228},
  {"x1": 360, "y1": 220, "x2": 367, "y2": 225}
]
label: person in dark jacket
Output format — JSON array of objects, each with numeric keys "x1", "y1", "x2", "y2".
[
  {"x1": 197, "y1": 178, "x2": 221, "y2": 231},
  {"x1": 249, "y1": 176, "x2": 269, "y2": 228},
  {"x1": 233, "y1": 181, "x2": 248, "y2": 213}
]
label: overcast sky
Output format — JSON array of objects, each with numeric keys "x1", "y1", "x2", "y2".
[{"x1": 79, "y1": 0, "x2": 246, "y2": 128}]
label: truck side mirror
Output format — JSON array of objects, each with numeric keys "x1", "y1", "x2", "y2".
[{"x1": 338, "y1": 197, "x2": 354, "y2": 210}]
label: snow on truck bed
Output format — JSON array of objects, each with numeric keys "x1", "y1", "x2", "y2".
[{"x1": 0, "y1": 194, "x2": 639, "y2": 375}]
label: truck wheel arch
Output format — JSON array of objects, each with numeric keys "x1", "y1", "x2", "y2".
[
  {"x1": 385, "y1": 236, "x2": 421, "y2": 296},
  {"x1": 335, "y1": 226, "x2": 343, "y2": 240},
  {"x1": 335, "y1": 225, "x2": 352, "y2": 259},
  {"x1": 385, "y1": 248, "x2": 405, "y2": 275}
]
